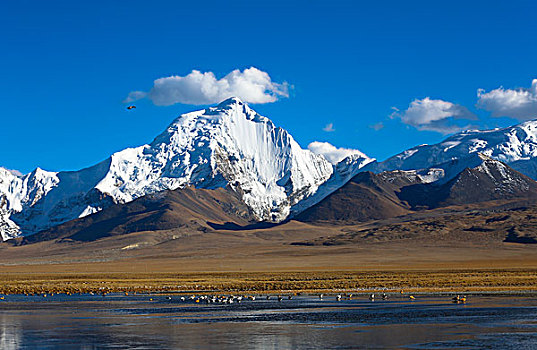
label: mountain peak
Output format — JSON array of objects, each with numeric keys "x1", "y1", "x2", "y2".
[
  {"x1": 1, "y1": 99, "x2": 337, "y2": 240},
  {"x1": 217, "y1": 96, "x2": 244, "y2": 107}
]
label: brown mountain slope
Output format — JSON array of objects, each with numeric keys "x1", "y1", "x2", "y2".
[
  {"x1": 19, "y1": 186, "x2": 255, "y2": 244},
  {"x1": 294, "y1": 201, "x2": 537, "y2": 246},
  {"x1": 296, "y1": 156, "x2": 537, "y2": 224},
  {"x1": 295, "y1": 171, "x2": 421, "y2": 223},
  {"x1": 398, "y1": 157, "x2": 537, "y2": 209}
]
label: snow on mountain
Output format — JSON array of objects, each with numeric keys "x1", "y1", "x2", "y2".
[
  {"x1": 0, "y1": 167, "x2": 60, "y2": 241},
  {"x1": 1, "y1": 97, "x2": 340, "y2": 240},
  {"x1": 297, "y1": 152, "x2": 537, "y2": 225},
  {"x1": 11, "y1": 98, "x2": 537, "y2": 241},
  {"x1": 293, "y1": 119, "x2": 537, "y2": 221},
  {"x1": 471, "y1": 154, "x2": 535, "y2": 195},
  {"x1": 376, "y1": 168, "x2": 445, "y2": 184},
  {"x1": 365, "y1": 119, "x2": 537, "y2": 179},
  {"x1": 94, "y1": 97, "x2": 334, "y2": 222}
]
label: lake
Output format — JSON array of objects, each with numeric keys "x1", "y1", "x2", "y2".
[{"x1": 1, "y1": 293, "x2": 536, "y2": 349}]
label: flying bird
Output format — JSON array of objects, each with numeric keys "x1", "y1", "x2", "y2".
[{"x1": 126, "y1": 105, "x2": 136, "y2": 110}]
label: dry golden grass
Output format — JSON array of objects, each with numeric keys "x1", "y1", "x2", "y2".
[
  {"x1": 1, "y1": 215, "x2": 537, "y2": 296},
  {"x1": 1, "y1": 269, "x2": 536, "y2": 295}
]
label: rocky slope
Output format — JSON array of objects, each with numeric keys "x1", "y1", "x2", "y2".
[
  {"x1": 295, "y1": 170, "x2": 418, "y2": 223},
  {"x1": 297, "y1": 154, "x2": 537, "y2": 223},
  {"x1": 18, "y1": 186, "x2": 254, "y2": 244},
  {"x1": 398, "y1": 154, "x2": 537, "y2": 209}
]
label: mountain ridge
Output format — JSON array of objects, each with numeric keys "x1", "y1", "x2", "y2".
[
  {"x1": 0, "y1": 98, "x2": 370, "y2": 240},
  {"x1": 17, "y1": 185, "x2": 254, "y2": 244},
  {"x1": 3, "y1": 101, "x2": 537, "y2": 242},
  {"x1": 297, "y1": 155, "x2": 537, "y2": 224},
  {"x1": 365, "y1": 119, "x2": 537, "y2": 178}
]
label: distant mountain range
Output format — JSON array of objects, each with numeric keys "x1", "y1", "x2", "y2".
[
  {"x1": 366, "y1": 120, "x2": 537, "y2": 177},
  {"x1": 297, "y1": 154, "x2": 537, "y2": 223},
  {"x1": 3, "y1": 98, "x2": 537, "y2": 242}
]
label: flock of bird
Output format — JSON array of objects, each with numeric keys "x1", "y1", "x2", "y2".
[
  {"x1": 149, "y1": 292, "x2": 469, "y2": 304},
  {"x1": 175, "y1": 294, "x2": 257, "y2": 304},
  {"x1": 159, "y1": 292, "x2": 468, "y2": 304},
  {"x1": 0, "y1": 291, "x2": 468, "y2": 304}
]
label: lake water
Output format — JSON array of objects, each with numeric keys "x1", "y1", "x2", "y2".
[{"x1": 0, "y1": 293, "x2": 537, "y2": 349}]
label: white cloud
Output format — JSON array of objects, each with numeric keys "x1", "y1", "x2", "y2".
[
  {"x1": 323, "y1": 123, "x2": 335, "y2": 132},
  {"x1": 308, "y1": 141, "x2": 369, "y2": 164},
  {"x1": 369, "y1": 122, "x2": 384, "y2": 131},
  {"x1": 477, "y1": 79, "x2": 537, "y2": 120},
  {"x1": 123, "y1": 91, "x2": 147, "y2": 104},
  {"x1": 124, "y1": 67, "x2": 289, "y2": 106},
  {"x1": 395, "y1": 97, "x2": 475, "y2": 134}
]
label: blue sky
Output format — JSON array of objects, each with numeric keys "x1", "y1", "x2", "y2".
[{"x1": 1, "y1": 0, "x2": 536, "y2": 173}]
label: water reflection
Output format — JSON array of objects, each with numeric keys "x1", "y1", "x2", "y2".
[
  {"x1": 0, "y1": 295, "x2": 536, "y2": 349},
  {"x1": 0, "y1": 314, "x2": 21, "y2": 350}
]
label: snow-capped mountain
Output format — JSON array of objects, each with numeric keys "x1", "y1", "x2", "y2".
[
  {"x1": 452, "y1": 154, "x2": 537, "y2": 201},
  {"x1": 0, "y1": 167, "x2": 61, "y2": 241},
  {"x1": 6, "y1": 98, "x2": 537, "y2": 242},
  {"x1": 293, "y1": 119, "x2": 537, "y2": 221},
  {"x1": 1, "y1": 97, "x2": 347, "y2": 240},
  {"x1": 365, "y1": 119, "x2": 537, "y2": 179}
]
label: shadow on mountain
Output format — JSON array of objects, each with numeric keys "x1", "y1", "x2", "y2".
[
  {"x1": 299, "y1": 157, "x2": 537, "y2": 226},
  {"x1": 504, "y1": 227, "x2": 537, "y2": 244},
  {"x1": 295, "y1": 171, "x2": 414, "y2": 223},
  {"x1": 19, "y1": 186, "x2": 256, "y2": 244},
  {"x1": 398, "y1": 160, "x2": 537, "y2": 209},
  {"x1": 207, "y1": 221, "x2": 284, "y2": 231}
]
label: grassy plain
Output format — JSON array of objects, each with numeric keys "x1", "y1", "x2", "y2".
[
  {"x1": 1, "y1": 219, "x2": 536, "y2": 295},
  {"x1": 0, "y1": 269, "x2": 536, "y2": 295}
]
